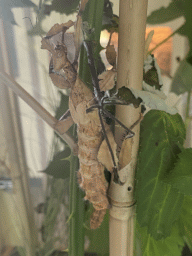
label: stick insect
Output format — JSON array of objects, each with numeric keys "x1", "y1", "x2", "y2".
[{"x1": 41, "y1": 21, "x2": 139, "y2": 229}]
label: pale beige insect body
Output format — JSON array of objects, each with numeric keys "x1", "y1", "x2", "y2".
[{"x1": 69, "y1": 76, "x2": 110, "y2": 229}]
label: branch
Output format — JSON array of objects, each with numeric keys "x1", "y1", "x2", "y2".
[{"x1": 0, "y1": 71, "x2": 78, "y2": 154}]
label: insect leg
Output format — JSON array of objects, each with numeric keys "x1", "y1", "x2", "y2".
[
  {"x1": 87, "y1": 104, "x2": 135, "y2": 137},
  {"x1": 59, "y1": 109, "x2": 71, "y2": 121},
  {"x1": 98, "y1": 109, "x2": 123, "y2": 185},
  {"x1": 102, "y1": 109, "x2": 135, "y2": 138},
  {"x1": 83, "y1": 40, "x2": 124, "y2": 184}
]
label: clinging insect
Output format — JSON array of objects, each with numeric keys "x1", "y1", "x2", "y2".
[{"x1": 41, "y1": 21, "x2": 139, "y2": 229}]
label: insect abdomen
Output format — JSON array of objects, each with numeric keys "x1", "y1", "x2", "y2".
[
  {"x1": 69, "y1": 77, "x2": 110, "y2": 229},
  {"x1": 78, "y1": 123, "x2": 109, "y2": 229}
]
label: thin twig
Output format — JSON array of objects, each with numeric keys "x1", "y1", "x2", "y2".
[
  {"x1": 185, "y1": 90, "x2": 191, "y2": 129},
  {"x1": 0, "y1": 70, "x2": 78, "y2": 154}
]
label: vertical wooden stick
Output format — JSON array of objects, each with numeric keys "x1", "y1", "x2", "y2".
[{"x1": 108, "y1": 0, "x2": 148, "y2": 255}]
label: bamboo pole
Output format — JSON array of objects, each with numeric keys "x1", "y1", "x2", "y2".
[{"x1": 108, "y1": 0, "x2": 148, "y2": 255}]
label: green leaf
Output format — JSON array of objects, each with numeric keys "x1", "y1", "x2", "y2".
[
  {"x1": 147, "y1": 0, "x2": 192, "y2": 56},
  {"x1": 143, "y1": 55, "x2": 163, "y2": 90},
  {"x1": 175, "y1": 0, "x2": 192, "y2": 41},
  {"x1": 136, "y1": 110, "x2": 186, "y2": 240},
  {"x1": 79, "y1": 0, "x2": 105, "y2": 90},
  {"x1": 115, "y1": 86, "x2": 142, "y2": 108},
  {"x1": 179, "y1": 196, "x2": 192, "y2": 251},
  {"x1": 136, "y1": 221, "x2": 184, "y2": 256},
  {"x1": 50, "y1": 0, "x2": 80, "y2": 15},
  {"x1": 163, "y1": 148, "x2": 192, "y2": 195},
  {"x1": 102, "y1": 14, "x2": 119, "y2": 33},
  {"x1": 42, "y1": 147, "x2": 71, "y2": 179},
  {"x1": 7, "y1": 0, "x2": 36, "y2": 8},
  {"x1": 147, "y1": 2, "x2": 183, "y2": 24},
  {"x1": 102, "y1": 0, "x2": 113, "y2": 24},
  {"x1": 177, "y1": 22, "x2": 192, "y2": 56},
  {"x1": 171, "y1": 60, "x2": 192, "y2": 95},
  {"x1": 55, "y1": 92, "x2": 69, "y2": 120},
  {"x1": 85, "y1": 209, "x2": 109, "y2": 255},
  {"x1": 144, "y1": 66, "x2": 162, "y2": 89}
]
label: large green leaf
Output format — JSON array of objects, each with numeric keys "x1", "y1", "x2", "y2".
[
  {"x1": 85, "y1": 209, "x2": 109, "y2": 255},
  {"x1": 171, "y1": 60, "x2": 192, "y2": 95},
  {"x1": 163, "y1": 148, "x2": 192, "y2": 195},
  {"x1": 136, "y1": 110, "x2": 186, "y2": 240},
  {"x1": 175, "y1": 0, "x2": 192, "y2": 50},
  {"x1": 42, "y1": 147, "x2": 71, "y2": 179},
  {"x1": 179, "y1": 195, "x2": 192, "y2": 251},
  {"x1": 147, "y1": 2, "x2": 183, "y2": 24},
  {"x1": 136, "y1": 221, "x2": 184, "y2": 256},
  {"x1": 55, "y1": 92, "x2": 69, "y2": 120},
  {"x1": 147, "y1": 0, "x2": 192, "y2": 56}
]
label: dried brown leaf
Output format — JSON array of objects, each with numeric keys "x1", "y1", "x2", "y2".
[
  {"x1": 70, "y1": 76, "x2": 93, "y2": 107},
  {"x1": 51, "y1": 45, "x2": 68, "y2": 71},
  {"x1": 49, "y1": 72, "x2": 71, "y2": 89},
  {"x1": 46, "y1": 20, "x2": 74, "y2": 38},
  {"x1": 97, "y1": 131, "x2": 118, "y2": 172},
  {"x1": 98, "y1": 69, "x2": 117, "y2": 91},
  {"x1": 41, "y1": 38, "x2": 55, "y2": 54},
  {"x1": 74, "y1": 16, "x2": 83, "y2": 61},
  {"x1": 119, "y1": 138, "x2": 133, "y2": 169},
  {"x1": 79, "y1": 0, "x2": 89, "y2": 12},
  {"x1": 106, "y1": 44, "x2": 117, "y2": 68},
  {"x1": 48, "y1": 44, "x2": 76, "y2": 87},
  {"x1": 55, "y1": 115, "x2": 74, "y2": 134},
  {"x1": 69, "y1": 77, "x2": 100, "y2": 125}
]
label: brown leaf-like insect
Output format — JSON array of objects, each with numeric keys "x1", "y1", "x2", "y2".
[
  {"x1": 41, "y1": 22, "x2": 117, "y2": 229},
  {"x1": 42, "y1": 20, "x2": 140, "y2": 229},
  {"x1": 69, "y1": 76, "x2": 113, "y2": 229},
  {"x1": 41, "y1": 21, "x2": 77, "y2": 89}
]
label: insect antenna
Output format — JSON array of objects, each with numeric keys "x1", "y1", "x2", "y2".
[{"x1": 102, "y1": 108, "x2": 135, "y2": 138}]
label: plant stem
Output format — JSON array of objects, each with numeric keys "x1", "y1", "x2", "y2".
[
  {"x1": 79, "y1": 0, "x2": 105, "y2": 90},
  {"x1": 69, "y1": 151, "x2": 85, "y2": 256},
  {"x1": 185, "y1": 90, "x2": 191, "y2": 129}
]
